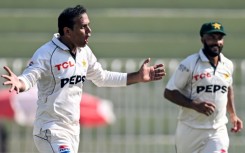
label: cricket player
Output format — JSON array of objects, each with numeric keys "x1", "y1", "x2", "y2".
[
  {"x1": 1, "y1": 5, "x2": 166, "y2": 153},
  {"x1": 164, "y1": 21, "x2": 243, "y2": 153}
]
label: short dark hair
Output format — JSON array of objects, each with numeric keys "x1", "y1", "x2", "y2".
[{"x1": 58, "y1": 5, "x2": 87, "y2": 36}]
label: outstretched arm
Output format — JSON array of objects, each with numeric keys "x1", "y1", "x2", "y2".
[
  {"x1": 126, "y1": 58, "x2": 166, "y2": 85},
  {"x1": 227, "y1": 86, "x2": 243, "y2": 133},
  {"x1": 1, "y1": 66, "x2": 26, "y2": 93}
]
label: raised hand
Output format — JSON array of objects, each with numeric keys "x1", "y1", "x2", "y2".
[
  {"x1": 1, "y1": 66, "x2": 24, "y2": 93},
  {"x1": 139, "y1": 58, "x2": 166, "y2": 82}
]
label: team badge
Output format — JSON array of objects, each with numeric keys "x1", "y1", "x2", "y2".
[
  {"x1": 212, "y1": 23, "x2": 221, "y2": 30},
  {"x1": 223, "y1": 73, "x2": 230, "y2": 79},
  {"x1": 178, "y1": 64, "x2": 189, "y2": 72},
  {"x1": 59, "y1": 145, "x2": 71, "y2": 153},
  {"x1": 82, "y1": 59, "x2": 87, "y2": 67}
]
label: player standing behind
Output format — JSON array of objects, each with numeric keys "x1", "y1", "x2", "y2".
[
  {"x1": 164, "y1": 21, "x2": 243, "y2": 153},
  {"x1": 1, "y1": 5, "x2": 166, "y2": 153}
]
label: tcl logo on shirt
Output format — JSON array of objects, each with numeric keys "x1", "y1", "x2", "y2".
[
  {"x1": 193, "y1": 72, "x2": 211, "y2": 81},
  {"x1": 55, "y1": 61, "x2": 74, "y2": 71}
]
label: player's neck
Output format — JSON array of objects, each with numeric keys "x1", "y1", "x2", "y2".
[
  {"x1": 59, "y1": 37, "x2": 76, "y2": 53},
  {"x1": 208, "y1": 56, "x2": 219, "y2": 67}
]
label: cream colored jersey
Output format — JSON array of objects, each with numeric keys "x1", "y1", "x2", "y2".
[
  {"x1": 18, "y1": 33, "x2": 127, "y2": 135},
  {"x1": 166, "y1": 49, "x2": 233, "y2": 129}
]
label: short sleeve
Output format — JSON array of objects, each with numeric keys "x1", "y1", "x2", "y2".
[{"x1": 166, "y1": 58, "x2": 192, "y2": 91}]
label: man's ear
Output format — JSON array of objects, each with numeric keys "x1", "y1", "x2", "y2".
[{"x1": 63, "y1": 27, "x2": 71, "y2": 36}]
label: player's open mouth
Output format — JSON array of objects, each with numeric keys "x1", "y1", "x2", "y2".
[{"x1": 85, "y1": 34, "x2": 90, "y2": 44}]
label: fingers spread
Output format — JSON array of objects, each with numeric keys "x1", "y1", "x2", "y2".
[
  {"x1": 154, "y1": 64, "x2": 164, "y2": 69},
  {"x1": 2, "y1": 80, "x2": 12, "y2": 86},
  {"x1": 3, "y1": 66, "x2": 12, "y2": 76},
  {"x1": 1, "y1": 74, "x2": 9, "y2": 80},
  {"x1": 154, "y1": 68, "x2": 166, "y2": 79}
]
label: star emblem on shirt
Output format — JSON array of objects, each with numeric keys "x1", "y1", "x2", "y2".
[
  {"x1": 82, "y1": 59, "x2": 87, "y2": 67},
  {"x1": 224, "y1": 73, "x2": 230, "y2": 79},
  {"x1": 212, "y1": 23, "x2": 221, "y2": 29}
]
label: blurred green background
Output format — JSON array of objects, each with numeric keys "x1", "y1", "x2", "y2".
[
  {"x1": 0, "y1": 0, "x2": 244, "y2": 59},
  {"x1": 0, "y1": 1, "x2": 245, "y2": 153}
]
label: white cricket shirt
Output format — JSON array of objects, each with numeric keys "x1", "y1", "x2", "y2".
[
  {"x1": 18, "y1": 33, "x2": 127, "y2": 135},
  {"x1": 166, "y1": 49, "x2": 233, "y2": 129}
]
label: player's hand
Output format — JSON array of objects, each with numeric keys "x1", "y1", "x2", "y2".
[
  {"x1": 230, "y1": 114, "x2": 243, "y2": 133},
  {"x1": 139, "y1": 58, "x2": 166, "y2": 82},
  {"x1": 192, "y1": 101, "x2": 216, "y2": 116},
  {"x1": 1, "y1": 66, "x2": 22, "y2": 94}
]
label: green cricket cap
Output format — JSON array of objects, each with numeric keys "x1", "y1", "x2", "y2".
[{"x1": 200, "y1": 22, "x2": 226, "y2": 37}]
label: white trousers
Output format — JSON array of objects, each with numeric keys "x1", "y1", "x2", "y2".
[
  {"x1": 33, "y1": 129, "x2": 79, "y2": 153},
  {"x1": 175, "y1": 121, "x2": 229, "y2": 153}
]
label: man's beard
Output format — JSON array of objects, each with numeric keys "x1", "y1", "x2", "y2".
[{"x1": 203, "y1": 42, "x2": 223, "y2": 57}]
